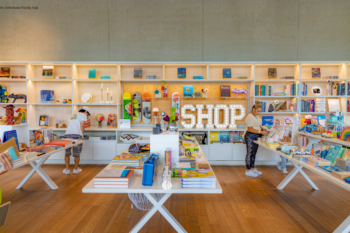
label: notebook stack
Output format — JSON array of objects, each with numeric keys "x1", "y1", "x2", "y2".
[
  {"x1": 112, "y1": 153, "x2": 142, "y2": 167},
  {"x1": 94, "y1": 169, "x2": 134, "y2": 188},
  {"x1": 182, "y1": 170, "x2": 216, "y2": 189}
]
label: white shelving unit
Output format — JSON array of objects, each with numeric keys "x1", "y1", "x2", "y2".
[{"x1": 0, "y1": 61, "x2": 349, "y2": 165}]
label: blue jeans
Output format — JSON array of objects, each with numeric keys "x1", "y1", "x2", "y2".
[{"x1": 280, "y1": 156, "x2": 289, "y2": 169}]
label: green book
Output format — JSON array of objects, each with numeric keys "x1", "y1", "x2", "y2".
[{"x1": 88, "y1": 69, "x2": 96, "y2": 79}]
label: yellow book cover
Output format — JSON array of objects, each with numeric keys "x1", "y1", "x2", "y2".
[
  {"x1": 210, "y1": 132, "x2": 219, "y2": 143},
  {"x1": 258, "y1": 84, "x2": 261, "y2": 96},
  {"x1": 182, "y1": 170, "x2": 215, "y2": 179}
]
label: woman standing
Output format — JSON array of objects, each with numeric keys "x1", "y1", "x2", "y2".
[
  {"x1": 244, "y1": 101, "x2": 268, "y2": 177},
  {"x1": 62, "y1": 107, "x2": 90, "y2": 175}
]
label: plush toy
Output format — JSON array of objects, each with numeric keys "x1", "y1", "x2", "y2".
[
  {"x1": 3, "y1": 104, "x2": 15, "y2": 125},
  {"x1": 0, "y1": 84, "x2": 8, "y2": 103}
]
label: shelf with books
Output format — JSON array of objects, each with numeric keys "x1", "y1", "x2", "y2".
[
  {"x1": 27, "y1": 80, "x2": 72, "y2": 104},
  {"x1": 0, "y1": 64, "x2": 26, "y2": 79},
  {"x1": 118, "y1": 63, "x2": 163, "y2": 80},
  {"x1": 73, "y1": 63, "x2": 117, "y2": 80},
  {"x1": 300, "y1": 63, "x2": 346, "y2": 80},
  {"x1": 208, "y1": 64, "x2": 253, "y2": 80},
  {"x1": 299, "y1": 112, "x2": 327, "y2": 115},
  {"x1": 28, "y1": 103, "x2": 72, "y2": 106},
  {"x1": 255, "y1": 96, "x2": 296, "y2": 98},
  {"x1": 260, "y1": 112, "x2": 298, "y2": 115},
  {"x1": 27, "y1": 63, "x2": 72, "y2": 80},
  {"x1": 164, "y1": 64, "x2": 208, "y2": 80},
  {"x1": 255, "y1": 79, "x2": 299, "y2": 84},
  {"x1": 255, "y1": 63, "x2": 299, "y2": 80}
]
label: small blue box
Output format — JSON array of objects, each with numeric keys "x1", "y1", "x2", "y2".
[
  {"x1": 142, "y1": 154, "x2": 159, "y2": 186},
  {"x1": 193, "y1": 76, "x2": 203, "y2": 79},
  {"x1": 223, "y1": 68, "x2": 231, "y2": 78},
  {"x1": 100, "y1": 76, "x2": 110, "y2": 79}
]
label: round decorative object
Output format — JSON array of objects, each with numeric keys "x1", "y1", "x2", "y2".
[
  {"x1": 167, "y1": 123, "x2": 178, "y2": 134},
  {"x1": 194, "y1": 92, "x2": 201, "y2": 98},
  {"x1": 311, "y1": 86, "x2": 322, "y2": 95},
  {"x1": 120, "y1": 134, "x2": 140, "y2": 143},
  {"x1": 81, "y1": 93, "x2": 92, "y2": 103},
  {"x1": 161, "y1": 111, "x2": 166, "y2": 116}
]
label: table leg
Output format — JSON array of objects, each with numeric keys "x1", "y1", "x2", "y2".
[
  {"x1": 16, "y1": 156, "x2": 58, "y2": 190},
  {"x1": 130, "y1": 193, "x2": 187, "y2": 233},
  {"x1": 334, "y1": 215, "x2": 350, "y2": 233},
  {"x1": 277, "y1": 160, "x2": 319, "y2": 190}
]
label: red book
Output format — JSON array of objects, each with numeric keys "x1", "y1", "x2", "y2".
[{"x1": 43, "y1": 140, "x2": 72, "y2": 147}]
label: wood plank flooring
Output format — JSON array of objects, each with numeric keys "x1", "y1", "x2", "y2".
[{"x1": 1, "y1": 164, "x2": 350, "y2": 233}]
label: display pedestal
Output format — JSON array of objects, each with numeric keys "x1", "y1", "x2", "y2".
[{"x1": 150, "y1": 131, "x2": 179, "y2": 165}]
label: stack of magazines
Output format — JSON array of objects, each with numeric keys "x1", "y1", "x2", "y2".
[
  {"x1": 181, "y1": 170, "x2": 216, "y2": 189},
  {"x1": 94, "y1": 169, "x2": 134, "y2": 188},
  {"x1": 112, "y1": 153, "x2": 143, "y2": 167}
]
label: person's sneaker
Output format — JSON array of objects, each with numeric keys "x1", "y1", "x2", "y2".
[
  {"x1": 282, "y1": 168, "x2": 288, "y2": 174},
  {"x1": 63, "y1": 169, "x2": 70, "y2": 175},
  {"x1": 276, "y1": 162, "x2": 282, "y2": 170},
  {"x1": 252, "y1": 168, "x2": 262, "y2": 175},
  {"x1": 73, "y1": 168, "x2": 82, "y2": 174},
  {"x1": 245, "y1": 170, "x2": 258, "y2": 177}
]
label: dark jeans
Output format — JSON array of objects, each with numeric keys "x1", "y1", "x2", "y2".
[{"x1": 244, "y1": 131, "x2": 261, "y2": 169}]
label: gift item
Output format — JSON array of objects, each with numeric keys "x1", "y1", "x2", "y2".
[
  {"x1": 193, "y1": 76, "x2": 203, "y2": 79},
  {"x1": 134, "y1": 68, "x2": 142, "y2": 78},
  {"x1": 312, "y1": 68, "x2": 321, "y2": 78},
  {"x1": 4, "y1": 105, "x2": 15, "y2": 125},
  {"x1": 95, "y1": 113, "x2": 104, "y2": 128},
  {"x1": 178, "y1": 68, "x2": 186, "y2": 78},
  {"x1": 128, "y1": 143, "x2": 141, "y2": 153},
  {"x1": 107, "y1": 114, "x2": 116, "y2": 127},
  {"x1": 40, "y1": 90, "x2": 54, "y2": 103},
  {"x1": 223, "y1": 68, "x2": 231, "y2": 78},
  {"x1": 220, "y1": 85, "x2": 230, "y2": 97},
  {"x1": 268, "y1": 68, "x2": 277, "y2": 78},
  {"x1": 142, "y1": 154, "x2": 159, "y2": 186},
  {"x1": 0, "y1": 67, "x2": 10, "y2": 78},
  {"x1": 231, "y1": 88, "x2": 247, "y2": 98},
  {"x1": 202, "y1": 88, "x2": 209, "y2": 99},
  {"x1": 88, "y1": 69, "x2": 96, "y2": 78},
  {"x1": 165, "y1": 148, "x2": 172, "y2": 168},
  {"x1": 183, "y1": 85, "x2": 193, "y2": 97},
  {"x1": 8, "y1": 93, "x2": 27, "y2": 103},
  {"x1": 42, "y1": 66, "x2": 53, "y2": 78},
  {"x1": 120, "y1": 134, "x2": 140, "y2": 144},
  {"x1": 146, "y1": 75, "x2": 157, "y2": 79}
]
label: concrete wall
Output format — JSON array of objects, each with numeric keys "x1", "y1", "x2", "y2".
[{"x1": 0, "y1": 0, "x2": 349, "y2": 61}]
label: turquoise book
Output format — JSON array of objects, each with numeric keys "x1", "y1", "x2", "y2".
[
  {"x1": 325, "y1": 145, "x2": 343, "y2": 165},
  {"x1": 88, "y1": 69, "x2": 96, "y2": 79}
]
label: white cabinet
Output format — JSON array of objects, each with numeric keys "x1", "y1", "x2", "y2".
[
  {"x1": 208, "y1": 146, "x2": 232, "y2": 160},
  {"x1": 80, "y1": 141, "x2": 93, "y2": 160},
  {"x1": 117, "y1": 144, "x2": 130, "y2": 155},
  {"x1": 47, "y1": 150, "x2": 65, "y2": 160},
  {"x1": 93, "y1": 141, "x2": 117, "y2": 160},
  {"x1": 200, "y1": 145, "x2": 209, "y2": 158},
  {"x1": 232, "y1": 145, "x2": 246, "y2": 160}
]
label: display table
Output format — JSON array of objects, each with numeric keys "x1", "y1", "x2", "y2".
[
  {"x1": 255, "y1": 140, "x2": 350, "y2": 192},
  {"x1": 12, "y1": 141, "x2": 83, "y2": 190},
  {"x1": 82, "y1": 142, "x2": 222, "y2": 233}
]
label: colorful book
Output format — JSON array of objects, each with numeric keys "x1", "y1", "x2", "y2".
[
  {"x1": 220, "y1": 85, "x2": 230, "y2": 97},
  {"x1": 178, "y1": 68, "x2": 186, "y2": 78},
  {"x1": 44, "y1": 140, "x2": 72, "y2": 147},
  {"x1": 39, "y1": 115, "x2": 49, "y2": 127},
  {"x1": 210, "y1": 132, "x2": 219, "y2": 143},
  {"x1": 40, "y1": 90, "x2": 54, "y2": 103},
  {"x1": 219, "y1": 132, "x2": 230, "y2": 143},
  {"x1": 182, "y1": 170, "x2": 216, "y2": 181},
  {"x1": 3, "y1": 130, "x2": 19, "y2": 149},
  {"x1": 107, "y1": 114, "x2": 116, "y2": 127},
  {"x1": 325, "y1": 145, "x2": 342, "y2": 165},
  {"x1": 113, "y1": 154, "x2": 142, "y2": 162},
  {"x1": 262, "y1": 116, "x2": 274, "y2": 126}
]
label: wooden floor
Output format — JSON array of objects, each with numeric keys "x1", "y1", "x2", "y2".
[{"x1": 0, "y1": 165, "x2": 349, "y2": 233}]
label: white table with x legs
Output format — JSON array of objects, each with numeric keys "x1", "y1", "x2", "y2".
[{"x1": 13, "y1": 141, "x2": 83, "y2": 190}]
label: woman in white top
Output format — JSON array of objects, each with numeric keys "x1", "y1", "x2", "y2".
[
  {"x1": 244, "y1": 101, "x2": 268, "y2": 177},
  {"x1": 62, "y1": 107, "x2": 90, "y2": 175}
]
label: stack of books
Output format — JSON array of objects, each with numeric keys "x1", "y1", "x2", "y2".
[
  {"x1": 94, "y1": 169, "x2": 134, "y2": 188},
  {"x1": 181, "y1": 170, "x2": 216, "y2": 189},
  {"x1": 112, "y1": 153, "x2": 143, "y2": 167},
  {"x1": 43, "y1": 140, "x2": 72, "y2": 147}
]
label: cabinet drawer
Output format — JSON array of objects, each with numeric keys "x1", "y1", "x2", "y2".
[
  {"x1": 232, "y1": 146, "x2": 246, "y2": 160},
  {"x1": 93, "y1": 141, "x2": 117, "y2": 160},
  {"x1": 208, "y1": 146, "x2": 232, "y2": 160}
]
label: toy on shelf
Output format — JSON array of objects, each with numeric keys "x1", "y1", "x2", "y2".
[
  {"x1": 0, "y1": 84, "x2": 8, "y2": 103},
  {"x1": 42, "y1": 66, "x2": 54, "y2": 78},
  {"x1": 8, "y1": 93, "x2": 27, "y2": 103},
  {"x1": 68, "y1": 99, "x2": 72, "y2": 104},
  {"x1": 39, "y1": 115, "x2": 49, "y2": 127},
  {"x1": 194, "y1": 92, "x2": 201, "y2": 98},
  {"x1": 133, "y1": 92, "x2": 142, "y2": 123},
  {"x1": 4, "y1": 104, "x2": 15, "y2": 125},
  {"x1": 231, "y1": 88, "x2": 247, "y2": 98},
  {"x1": 268, "y1": 68, "x2": 277, "y2": 78},
  {"x1": 15, "y1": 108, "x2": 26, "y2": 124},
  {"x1": 96, "y1": 113, "x2": 105, "y2": 128},
  {"x1": 340, "y1": 127, "x2": 350, "y2": 141},
  {"x1": 202, "y1": 88, "x2": 208, "y2": 99},
  {"x1": 63, "y1": 99, "x2": 67, "y2": 104},
  {"x1": 325, "y1": 130, "x2": 333, "y2": 139}
]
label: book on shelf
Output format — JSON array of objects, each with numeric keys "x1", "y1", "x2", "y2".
[
  {"x1": 262, "y1": 116, "x2": 274, "y2": 126},
  {"x1": 255, "y1": 84, "x2": 273, "y2": 97},
  {"x1": 3, "y1": 130, "x2": 19, "y2": 150}
]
